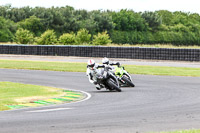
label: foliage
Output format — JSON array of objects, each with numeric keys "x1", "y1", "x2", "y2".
[
  {"x1": 1, "y1": 5, "x2": 200, "y2": 45},
  {"x1": 92, "y1": 31, "x2": 112, "y2": 45},
  {"x1": 110, "y1": 30, "x2": 149, "y2": 44},
  {"x1": 141, "y1": 11, "x2": 162, "y2": 30},
  {"x1": 89, "y1": 10, "x2": 114, "y2": 33},
  {"x1": 0, "y1": 17, "x2": 16, "y2": 42},
  {"x1": 18, "y1": 16, "x2": 44, "y2": 36},
  {"x1": 156, "y1": 10, "x2": 173, "y2": 26},
  {"x1": 111, "y1": 9, "x2": 147, "y2": 31},
  {"x1": 15, "y1": 28, "x2": 34, "y2": 44},
  {"x1": 76, "y1": 28, "x2": 91, "y2": 44},
  {"x1": 59, "y1": 33, "x2": 76, "y2": 45},
  {"x1": 36, "y1": 30, "x2": 57, "y2": 45}
]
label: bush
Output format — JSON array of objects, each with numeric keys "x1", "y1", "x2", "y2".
[
  {"x1": 59, "y1": 33, "x2": 76, "y2": 45},
  {"x1": 0, "y1": 30, "x2": 14, "y2": 42},
  {"x1": 36, "y1": 30, "x2": 57, "y2": 45},
  {"x1": 76, "y1": 29, "x2": 91, "y2": 44},
  {"x1": 92, "y1": 31, "x2": 112, "y2": 45},
  {"x1": 15, "y1": 28, "x2": 34, "y2": 44}
]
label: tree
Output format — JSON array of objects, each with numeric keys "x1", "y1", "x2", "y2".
[
  {"x1": 0, "y1": 17, "x2": 15, "y2": 42},
  {"x1": 18, "y1": 16, "x2": 44, "y2": 36},
  {"x1": 156, "y1": 10, "x2": 173, "y2": 26},
  {"x1": 172, "y1": 11, "x2": 189, "y2": 25},
  {"x1": 54, "y1": 6, "x2": 78, "y2": 33},
  {"x1": 141, "y1": 11, "x2": 162, "y2": 31},
  {"x1": 89, "y1": 10, "x2": 114, "y2": 33},
  {"x1": 31, "y1": 7, "x2": 54, "y2": 31},
  {"x1": 111, "y1": 9, "x2": 147, "y2": 31}
]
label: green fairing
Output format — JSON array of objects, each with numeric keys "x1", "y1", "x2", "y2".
[{"x1": 114, "y1": 67, "x2": 124, "y2": 77}]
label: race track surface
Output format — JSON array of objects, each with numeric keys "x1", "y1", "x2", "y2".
[{"x1": 0, "y1": 69, "x2": 200, "y2": 133}]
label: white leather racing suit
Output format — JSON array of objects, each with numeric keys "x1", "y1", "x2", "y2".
[{"x1": 86, "y1": 63, "x2": 104, "y2": 89}]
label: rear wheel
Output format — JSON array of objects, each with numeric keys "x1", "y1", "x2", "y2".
[
  {"x1": 122, "y1": 76, "x2": 135, "y2": 87},
  {"x1": 107, "y1": 79, "x2": 121, "y2": 92}
]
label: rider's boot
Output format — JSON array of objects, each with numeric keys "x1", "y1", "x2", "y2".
[{"x1": 96, "y1": 84, "x2": 102, "y2": 90}]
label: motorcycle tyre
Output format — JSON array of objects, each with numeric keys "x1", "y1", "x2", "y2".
[
  {"x1": 122, "y1": 76, "x2": 135, "y2": 87},
  {"x1": 107, "y1": 79, "x2": 121, "y2": 92}
]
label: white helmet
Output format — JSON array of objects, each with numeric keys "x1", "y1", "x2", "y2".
[
  {"x1": 102, "y1": 57, "x2": 109, "y2": 65},
  {"x1": 87, "y1": 59, "x2": 95, "y2": 69}
]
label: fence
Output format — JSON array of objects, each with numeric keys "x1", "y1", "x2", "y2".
[{"x1": 0, "y1": 45, "x2": 199, "y2": 61}]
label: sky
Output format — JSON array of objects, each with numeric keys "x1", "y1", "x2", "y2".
[{"x1": 0, "y1": 0, "x2": 200, "y2": 14}]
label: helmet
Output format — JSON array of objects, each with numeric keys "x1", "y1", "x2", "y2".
[
  {"x1": 102, "y1": 57, "x2": 109, "y2": 65},
  {"x1": 87, "y1": 59, "x2": 95, "y2": 69}
]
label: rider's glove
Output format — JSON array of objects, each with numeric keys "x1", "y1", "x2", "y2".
[{"x1": 117, "y1": 62, "x2": 120, "y2": 67}]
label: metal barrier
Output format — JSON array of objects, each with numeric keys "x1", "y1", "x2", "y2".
[{"x1": 0, "y1": 45, "x2": 199, "y2": 61}]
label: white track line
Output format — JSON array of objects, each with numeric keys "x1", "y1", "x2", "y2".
[
  {"x1": 71, "y1": 89, "x2": 92, "y2": 104},
  {"x1": 27, "y1": 108, "x2": 73, "y2": 113}
]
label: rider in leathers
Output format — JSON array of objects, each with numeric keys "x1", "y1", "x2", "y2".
[
  {"x1": 102, "y1": 57, "x2": 120, "y2": 68},
  {"x1": 86, "y1": 59, "x2": 105, "y2": 90}
]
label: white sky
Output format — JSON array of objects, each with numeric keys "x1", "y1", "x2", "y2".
[{"x1": 0, "y1": 0, "x2": 200, "y2": 14}]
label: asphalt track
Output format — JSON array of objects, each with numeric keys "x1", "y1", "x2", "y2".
[{"x1": 0, "y1": 69, "x2": 200, "y2": 133}]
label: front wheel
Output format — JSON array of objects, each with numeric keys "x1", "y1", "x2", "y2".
[
  {"x1": 121, "y1": 76, "x2": 135, "y2": 87},
  {"x1": 107, "y1": 79, "x2": 121, "y2": 92}
]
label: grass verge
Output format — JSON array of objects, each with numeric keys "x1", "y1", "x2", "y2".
[
  {"x1": 125, "y1": 65, "x2": 200, "y2": 77},
  {"x1": 106, "y1": 44, "x2": 200, "y2": 49},
  {"x1": 0, "y1": 81, "x2": 64, "y2": 111},
  {"x1": 0, "y1": 59, "x2": 200, "y2": 77},
  {"x1": 1, "y1": 43, "x2": 200, "y2": 49},
  {"x1": 0, "y1": 60, "x2": 86, "y2": 72},
  {"x1": 156, "y1": 129, "x2": 200, "y2": 133}
]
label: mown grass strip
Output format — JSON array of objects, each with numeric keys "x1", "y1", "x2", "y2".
[
  {"x1": 52, "y1": 98, "x2": 70, "y2": 101},
  {"x1": 0, "y1": 59, "x2": 200, "y2": 77},
  {"x1": 5, "y1": 105, "x2": 26, "y2": 109},
  {"x1": 0, "y1": 59, "x2": 86, "y2": 72},
  {"x1": 0, "y1": 81, "x2": 65, "y2": 111},
  {"x1": 124, "y1": 65, "x2": 200, "y2": 77},
  {"x1": 33, "y1": 100, "x2": 53, "y2": 105}
]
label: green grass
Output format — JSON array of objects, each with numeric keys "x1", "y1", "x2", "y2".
[
  {"x1": 1, "y1": 42, "x2": 200, "y2": 49},
  {"x1": 124, "y1": 65, "x2": 200, "y2": 77},
  {"x1": 0, "y1": 81, "x2": 64, "y2": 111},
  {"x1": 156, "y1": 129, "x2": 200, "y2": 133},
  {"x1": 0, "y1": 60, "x2": 86, "y2": 72},
  {"x1": 0, "y1": 59, "x2": 200, "y2": 77},
  {"x1": 106, "y1": 44, "x2": 200, "y2": 49}
]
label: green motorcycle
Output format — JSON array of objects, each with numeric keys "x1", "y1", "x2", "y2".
[{"x1": 112, "y1": 66, "x2": 135, "y2": 87}]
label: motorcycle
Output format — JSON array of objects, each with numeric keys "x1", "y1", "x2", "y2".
[
  {"x1": 95, "y1": 66, "x2": 121, "y2": 92},
  {"x1": 112, "y1": 66, "x2": 135, "y2": 87}
]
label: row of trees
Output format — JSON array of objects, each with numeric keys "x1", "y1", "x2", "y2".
[{"x1": 1, "y1": 5, "x2": 200, "y2": 45}]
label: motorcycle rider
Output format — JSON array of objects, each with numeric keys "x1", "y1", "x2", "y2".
[
  {"x1": 102, "y1": 57, "x2": 134, "y2": 87},
  {"x1": 102, "y1": 57, "x2": 120, "y2": 68},
  {"x1": 86, "y1": 59, "x2": 105, "y2": 90}
]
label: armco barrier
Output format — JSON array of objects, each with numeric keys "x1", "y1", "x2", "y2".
[{"x1": 0, "y1": 45, "x2": 200, "y2": 61}]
